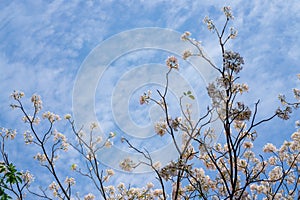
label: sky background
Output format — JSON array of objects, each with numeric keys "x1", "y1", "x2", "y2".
[{"x1": 0, "y1": 0, "x2": 300, "y2": 199}]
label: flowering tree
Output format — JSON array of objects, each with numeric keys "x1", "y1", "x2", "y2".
[{"x1": 1, "y1": 6, "x2": 300, "y2": 200}]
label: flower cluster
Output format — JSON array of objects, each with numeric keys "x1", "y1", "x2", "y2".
[
  {"x1": 263, "y1": 143, "x2": 277, "y2": 153},
  {"x1": 23, "y1": 131, "x2": 33, "y2": 144},
  {"x1": 104, "y1": 140, "x2": 113, "y2": 148},
  {"x1": 102, "y1": 182, "x2": 165, "y2": 200},
  {"x1": 223, "y1": 6, "x2": 234, "y2": 19},
  {"x1": 84, "y1": 193, "x2": 95, "y2": 200},
  {"x1": 235, "y1": 83, "x2": 249, "y2": 94},
  {"x1": 207, "y1": 82, "x2": 223, "y2": 108},
  {"x1": 278, "y1": 94, "x2": 287, "y2": 105},
  {"x1": 188, "y1": 167, "x2": 215, "y2": 194},
  {"x1": 31, "y1": 94, "x2": 42, "y2": 112},
  {"x1": 170, "y1": 117, "x2": 182, "y2": 131},
  {"x1": 119, "y1": 158, "x2": 136, "y2": 172},
  {"x1": 223, "y1": 50, "x2": 244, "y2": 74},
  {"x1": 103, "y1": 169, "x2": 115, "y2": 182},
  {"x1": 22, "y1": 115, "x2": 40, "y2": 124},
  {"x1": 229, "y1": 27, "x2": 238, "y2": 39},
  {"x1": 230, "y1": 102, "x2": 252, "y2": 121},
  {"x1": 166, "y1": 56, "x2": 179, "y2": 70},
  {"x1": 154, "y1": 119, "x2": 168, "y2": 136},
  {"x1": 64, "y1": 176, "x2": 75, "y2": 186},
  {"x1": 21, "y1": 170, "x2": 34, "y2": 185},
  {"x1": 139, "y1": 90, "x2": 151, "y2": 105},
  {"x1": 180, "y1": 31, "x2": 191, "y2": 41},
  {"x1": 268, "y1": 166, "x2": 283, "y2": 181},
  {"x1": 86, "y1": 151, "x2": 96, "y2": 161},
  {"x1": 243, "y1": 141, "x2": 253, "y2": 149},
  {"x1": 11, "y1": 90, "x2": 24, "y2": 100},
  {"x1": 291, "y1": 131, "x2": 300, "y2": 143},
  {"x1": 0, "y1": 128, "x2": 16, "y2": 140},
  {"x1": 42, "y1": 111, "x2": 61, "y2": 123},
  {"x1": 48, "y1": 182, "x2": 60, "y2": 197},
  {"x1": 33, "y1": 153, "x2": 47, "y2": 164},
  {"x1": 182, "y1": 50, "x2": 192, "y2": 60},
  {"x1": 276, "y1": 106, "x2": 292, "y2": 120},
  {"x1": 293, "y1": 88, "x2": 300, "y2": 101},
  {"x1": 52, "y1": 129, "x2": 68, "y2": 151},
  {"x1": 203, "y1": 16, "x2": 215, "y2": 31},
  {"x1": 90, "y1": 122, "x2": 98, "y2": 130}
]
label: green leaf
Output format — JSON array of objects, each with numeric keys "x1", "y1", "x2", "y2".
[
  {"x1": 0, "y1": 167, "x2": 5, "y2": 173},
  {"x1": 16, "y1": 176, "x2": 22, "y2": 184},
  {"x1": 0, "y1": 187, "x2": 12, "y2": 200},
  {"x1": 7, "y1": 164, "x2": 16, "y2": 173},
  {"x1": 189, "y1": 95, "x2": 195, "y2": 100}
]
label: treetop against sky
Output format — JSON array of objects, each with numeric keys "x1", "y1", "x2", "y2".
[{"x1": 0, "y1": 1, "x2": 300, "y2": 199}]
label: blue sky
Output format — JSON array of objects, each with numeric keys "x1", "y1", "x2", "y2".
[{"x1": 0, "y1": 1, "x2": 300, "y2": 199}]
